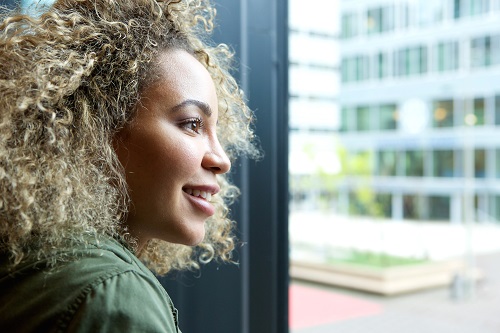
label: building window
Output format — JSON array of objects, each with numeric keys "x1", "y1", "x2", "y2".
[
  {"x1": 495, "y1": 95, "x2": 500, "y2": 125},
  {"x1": 475, "y1": 149, "x2": 486, "y2": 178},
  {"x1": 471, "y1": 36, "x2": 492, "y2": 68},
  {"x1": 375, "y1": 193, "x2": 392, "y2": 218},
  {"x1": 341, "y1": 55, "x2": 370, "y2": 83},
  {"x1": 405, "y1": 150, "x2": 424, "y2": 177},
  {"x1": 435, "y1": 41, "x2": 459, "y2": 72},
  {"x1": 403, "y1": 195, "x2": 425, "y2": 220},
  {"x1": 490, "y1": 195, "x2": 500, "y2": 222},
  {"x1": 355, "y1": 106, "x2": 371, "y2": 131},
  {"x1": 455, "y1": 0, "x2": 490, "y2": 18},
  {"x1": 340, "y1": 107, "x2": 353, "y2": 132},
  {"x1": 472, "y1": 98, "x2": 486, "y2": 126},
  {"x1": 377, "y1": 150, "x2": 398, "y2": 176},
  {"x1": 341, "y1": 12, "x2": 358, "y2": 39},
  {"x1": 433, "y1": 149, "x2": 454, "y2": 177},
  {"x1": 496, "y1": 149, "x2": 500, "y2": 178},
  {"x1": 379, "y1": 104, "x2": 397, "y2": 130},
  {"x1": 418, "y1": 1, "x2": 446, "y2": 26},
  {"x1": 429, "y1": 195, "x2": 451, "y2": 221},
  {"x1": 395, "y1": 45, "x2": 428, "y2": 77},
  {"x1": 432, "y1": 99, "x2": 454, "y2": 127},
  {"x1": 366, "y1": 7, "x2": 394, "y2": 35},
  {"x1": 374, "y1": 52, "x2": 389, "y2": 79}
]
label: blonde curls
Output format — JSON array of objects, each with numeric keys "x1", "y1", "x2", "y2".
[{"x1": 0, "y1": 0, "x2": 257, "y2": 274}]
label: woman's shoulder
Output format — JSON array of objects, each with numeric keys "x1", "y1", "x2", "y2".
[{"x1": 0, "y1": 235, "x2": 181, "y2": 332}]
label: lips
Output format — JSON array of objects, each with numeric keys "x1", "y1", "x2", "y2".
[{"x1": 182, "y1": 187, "x2": 216, "y2": 216}]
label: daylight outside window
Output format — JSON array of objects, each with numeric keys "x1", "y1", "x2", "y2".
[{"x1": 289, "y1": 0, "x2": 500, "y2": 332}]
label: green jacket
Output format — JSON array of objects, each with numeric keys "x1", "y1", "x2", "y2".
[{"x1": 0, "y1": 236, "x2": 181, "y2": 332}]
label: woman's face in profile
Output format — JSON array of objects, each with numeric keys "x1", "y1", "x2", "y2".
[{"x1": 114, "y1": 49, "x2": 231, "y2": 249}]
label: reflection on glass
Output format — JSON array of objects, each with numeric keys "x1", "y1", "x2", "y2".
[
  {"x1": 473, "y1": 98, "x2": 485, "y2": 126},
  {"x1": 432, "y1": 99, "x2": 454, "y2": 127}
]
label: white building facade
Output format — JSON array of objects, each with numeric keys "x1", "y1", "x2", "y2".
[{"x1": 337, "y1": 0, "x2": 500, "y2": 223}]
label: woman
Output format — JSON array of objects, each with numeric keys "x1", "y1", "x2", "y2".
[{"x1": 0, "y1": 0, "x2": 256, "y2": 331}]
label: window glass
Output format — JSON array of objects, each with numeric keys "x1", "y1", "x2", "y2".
[
  {"x1": 495, "y1": 95, "x2": 500, "y2": 125},
  {"x1": 403, "y1": 195, "x2": 426, "y2": 220},
  {"x1": 377, "y1": 150, "x2": 398, "y2": 176},
  {"x1": 341, "y1": 13, "x2": 358, "y2": 39},
  {"x1": 471, "y1": 36, "x2": 491, "y2": 68},
  {"x1": 405, "y1": 150, "x2": 424, "y2": 177},
  {"x1": 432, "y1": 99, "x2": 454, "y2": 127},
  {"x1": 356, "y1": 106, "x2": 371, "y2": 131},
  {"x1": 429, "y1": 195, "x2": 451, "y2": 221},
  {"x1": 379, "y1": 104, "x2": 397, "y2": 130},
  {"x1": 395, "y1": 45, "x2": 427, "y2": 76},
  {"x1": 433, "y1": 149, "x2": 454, "y2": 177},
  {"x1": 436, "y1": 41, "x2": 459, "y2": 72},
  {"x1": 473, "y1": 98, "x2": 486, "y2": 126},
  {"x1": 475, "y1": 149, "x2": 486, "y2": 178}
]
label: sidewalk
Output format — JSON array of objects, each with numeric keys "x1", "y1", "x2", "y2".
[{"x1": 290, "y1": 252, "x2": 500, "y2": 333}]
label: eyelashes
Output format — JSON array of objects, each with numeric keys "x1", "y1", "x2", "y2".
[{"x1": 180, "y1": 116, "x2": 204, "y2": 134}]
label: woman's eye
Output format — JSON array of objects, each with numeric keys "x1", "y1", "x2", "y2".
[{"x1": 182, "y1": 117, "x2": 204, "y2": 134}]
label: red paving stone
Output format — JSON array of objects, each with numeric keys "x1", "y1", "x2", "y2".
[{"x1": 289, "y1": 284, "x2": 384, "y2": 330}]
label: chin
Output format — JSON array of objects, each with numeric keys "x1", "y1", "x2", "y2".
[{"x1": 177, "y1": 228, "x2": 206, "y2": 246}]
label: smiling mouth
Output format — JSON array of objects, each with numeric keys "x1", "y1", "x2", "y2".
[{"x1": 183, "y1": 188, "x2": 212, "y2": 202}]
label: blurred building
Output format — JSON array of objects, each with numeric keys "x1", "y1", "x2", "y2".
[
  {"x1": 288, "y1": 0, "x2": 341, "y2": 212},
  {"x1": 337, "y1": 0, "x2": 500, "y2": 223}
]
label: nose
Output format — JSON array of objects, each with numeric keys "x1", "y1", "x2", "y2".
[{"x1": 202, "y1": 139, "x2": 231, "y2": 174}]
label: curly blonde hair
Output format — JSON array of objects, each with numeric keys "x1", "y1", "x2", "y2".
[{"x1": 0, "y1": 0, "x2": 256, "y2": 275}]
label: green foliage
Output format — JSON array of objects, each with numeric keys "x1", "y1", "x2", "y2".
[{"x1": 327, "y1": 249, "x2": 428, "y2": 268}]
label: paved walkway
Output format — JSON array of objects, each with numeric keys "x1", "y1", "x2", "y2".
[{"x1": 290, "y1": 252, "x2": 500, "y2": 333}]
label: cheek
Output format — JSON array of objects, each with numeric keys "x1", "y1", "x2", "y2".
[{"x1": 152, "y1": 138, "x2": 202, "y2": 180}]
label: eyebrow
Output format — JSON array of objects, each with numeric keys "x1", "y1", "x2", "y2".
[{"x1": 171, "y1": 99, "x2": 212, "y2": 117}]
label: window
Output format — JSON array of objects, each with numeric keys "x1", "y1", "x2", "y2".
[
  {"x1": 429, "y1": 196, "x2": 451, "y2": 221},
  {"x1": 475, "y1": 149, "x2": 486, "y2": 178},
  {"x1": 473, "y1": 98, "x2": 486, "y2": 126},
  {"x1": 374, "y1": 52, "x2": 389, "y2": 79},
  {"x1": 377, "y1": 150, "x2": 398, "y2": 176},
  {"x1": 432, "y1": 99, "x2": 454, "y2": 127},
  {"x1": 341, "y1": 55, "x2": 370, "y2": 82},
  {"x1": 375, "y1": 193, "x2": 392, "y2": 218},
  {"x1": 489, "y1": 195, "x2": 500, "y2": 222},
  {"x1": 435, "y1": 41, "x2": 459, "y2": 72},
  {"x1": 433, "y1": 150, "x2": 454, "y2": 177},
  {"x1": 495, "y1": 95, "x2": 500, "y2": 125},
  {"x1": 379, "y1": 104, "x2": 397, "y2": 130},
  {"x1": 455, "y1": 0, "x2": 490, "y2": 18},
  {"x1": 418, "y1": 1, "x2": 446, "y2": 26},
  {"x1": 355, "y1": 106, "x2": 371, "y2": 131},
  {"x1": 403, "y1": 195, "x2": 426, "y2": 220},
  {"x1": 341, "y1": 12, "x2": 358, "y2": 39},
  {"x1": 395, "y1": 46, "x2": 428, "y2": 77},
  {"x1": 405, "y1": 150, "x2": 424, "y2": 177},
  {"x1": 496, "y1": 149, "x2": 500, "y2": 178},
  {"x1": 471, "y1": 36, "x2": 491, "y2": 68},
  {"x1": 367, "y1": 7, "x2": 394, "y2": 35},
  {"x1": 340, "y1": 107, "x2": 353, "y2": 132}
]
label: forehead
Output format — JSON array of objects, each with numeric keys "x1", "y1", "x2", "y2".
[{"x1": 147, "y1": 49, "x2": 218, "y2": 109}]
